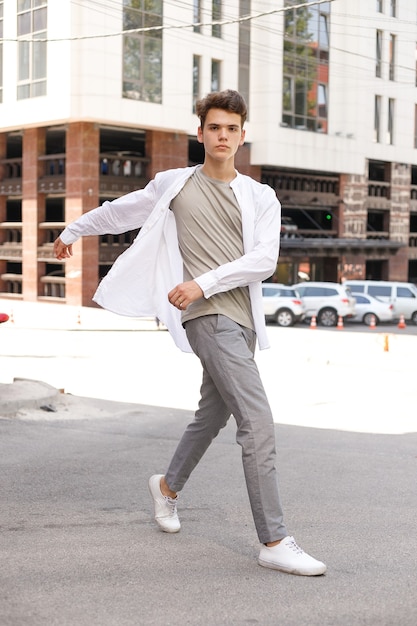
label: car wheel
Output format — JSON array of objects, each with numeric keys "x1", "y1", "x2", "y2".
[
  {"x1": 411, "y1": 311, "x2": 417, "y2": 325},
  {"x1": 363, "y1": 312, "x2": 378, "y2": 326},
  {"x1": 275, "y1": 308, "x2": 295, "y2": 327},
  {"x1": 318, "y1": 308, "x2": 338, "y2": 327}
]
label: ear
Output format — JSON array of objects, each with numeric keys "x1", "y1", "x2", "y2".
[
  {"x1": 239, "y1": 129, "x2": 246, "y2": 146},
  {"x1": 197, "y1": 125, "x2": 204, "y2": 144}
]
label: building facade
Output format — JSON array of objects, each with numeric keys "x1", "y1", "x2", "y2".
[{"x1": 1, "y1": 0, "x2": 417, "y2": 308}]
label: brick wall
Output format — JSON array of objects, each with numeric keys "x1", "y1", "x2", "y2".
[{"x1": 65, "y1": 122, "x2": 100, "y2": 306}]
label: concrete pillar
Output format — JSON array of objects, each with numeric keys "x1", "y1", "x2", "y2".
[
  {"x1": 22, "y1": 127, "x2": 45, "y2": 301},
  {"x1": 389, "y1": 162, "x2": 410, "y2": 280},
  {"x1": 235, "y1": 143, "x2": 261, "y2": 181},
  {"x1": 65, "y1": 122, "x2": 100, "y2": 306},
  {"x1": 339, "y1": 172, "x2": 367, "y2": 281},
  {"x1": 146, "y1": 130, "x2": 188, "y2": 180}
]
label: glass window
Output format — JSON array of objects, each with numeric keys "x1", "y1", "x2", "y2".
[
  {"x1": 211, "y1": 59, "x2": 221, "y2": 91},
  {"x1": 368, "y1": 286, "x2": 392, "y2": 297},
  {"x1": 282, "y1": 1, "x2": 330, "y2": 133},
  {"x1": 348, "y1": 284, "x2": 364, "y2": 293},
  {"x1": 212, "y1": 0, "x2": 221, "y2": 38},
  {"x1": 192, "y1": 55, "x2": 200, "y2": 113},
  {"x1": 376, "y1": 0, "x2": 383, "y2": 12},
  {"x1": 122, "y1": 0, "x2": 163, "y2": 103},
  {"x1": 238, "y1": 0, "x2": 251, "y2": 111},
  {"x1": 376, "y1": 30, "x2": 382, "y2": 78},
  {"x1": 389, "y1": 34, "x2": 395, "y2": 81},
  {"x1": 374, "y1": 95, "x2": 381, "y2": 143},
  {"x1": 17, "y1": 0, "x2": 47, "y2": 100},
  {"x1": 193, "y1": 0, "x2": 201, "y2": 33},
  {"x1": 354, "y1": 295, "x2": 367, "y2": 304},
  {"x1": 397, "y1": 287, "x2": 415, "y2": 298},
  {"x1": 390, "y1": 0, "x2": 396, "y2": 17},
  {"x1": 387, "y1": 98, "x2": 394, "y2": 145},
  {"x1": 262, "y1": 287, "x2": 280, "y2": 297}
]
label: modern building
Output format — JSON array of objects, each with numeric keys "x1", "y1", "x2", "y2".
[{"x1": 1, "y1": 0, "x2": 417, "y2": 308}]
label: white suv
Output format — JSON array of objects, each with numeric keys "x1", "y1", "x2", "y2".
[
  {"x1": 262, "y1": 284, "x2": 306, "y2": 327},
  {"x1": 292, "y1": 281, "x2": 356, "y2": 327}
]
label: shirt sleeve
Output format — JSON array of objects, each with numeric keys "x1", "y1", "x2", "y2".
[
  {"x1": 194, "y1": 183, "x2": 281, "y2": 298},
  {"x1": 59, "y1": 178, "x2": 158, "y2": 245}
]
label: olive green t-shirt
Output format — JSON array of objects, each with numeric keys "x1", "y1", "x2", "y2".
[{"x1": 170, "y1": 167, "x2": 254, "y2": 330}]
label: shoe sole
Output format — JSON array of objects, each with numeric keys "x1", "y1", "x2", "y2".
[{"x1": 258, "y1": 557, "x2": 326, "y2": 576}]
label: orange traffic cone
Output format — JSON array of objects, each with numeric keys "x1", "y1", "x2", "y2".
[
  {"x1": 398, "y1": 314, "x2": 406, "y2": 329},
  {"x1": 337, "y1": 315, "x2": 344, "y2": 330},
  {"x1": 369, "y1": 315, "x2": 376, "y2": 329},
  {"x1": 310, "y1": 315, "x2": 317, "y2": 329}
]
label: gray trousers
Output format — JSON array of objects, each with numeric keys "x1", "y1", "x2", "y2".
[{"x1": 165, "y1": 315, "x2": 288, "y2": 544}]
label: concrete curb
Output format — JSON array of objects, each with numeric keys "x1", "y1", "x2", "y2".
[{"x1": 0, "y1": 378, "x2": 60, "y2": 416}]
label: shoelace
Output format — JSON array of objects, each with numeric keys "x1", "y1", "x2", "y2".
[
  {"x1": 164, "y1": 495, "x2": 178, "y2": 517},
  {"x1": 286, "y1": 537, "x2": 305, "y2": 554}
]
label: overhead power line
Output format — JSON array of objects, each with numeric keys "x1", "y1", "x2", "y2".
[{"x1": 1, "y1": 0, "x2": 336, "y2": 43}]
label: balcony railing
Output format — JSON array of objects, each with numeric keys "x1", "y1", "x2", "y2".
[
  {"x1": 38, "y1": 222, "x2": 65, "y2": 244},
  {"x1": 366, "y1": 231, "x2": 389, "y2": 240},
  {"x1": 0, "y1": 158, "x2": 23, "y2": 195},
  {"x1": 40, "y1": 275, "x2": 65, "y2": 299},
  {"x1": 0, "y1": 273, "x2": 22, "y2": 294},
  {"x1": 0, "y1": 222, "x2": 23, "y2": 243}
]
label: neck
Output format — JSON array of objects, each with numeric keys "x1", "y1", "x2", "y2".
[{"x1": 201, "y1": 160, "x2": 237, "y2": 183}]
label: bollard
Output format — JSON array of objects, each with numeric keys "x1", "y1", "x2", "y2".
[{"x1": 383, "y1": 334, "x2": 389, "y2": 352}]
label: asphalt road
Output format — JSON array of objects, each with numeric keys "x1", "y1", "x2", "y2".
[{"x1": 1, "y1": 391, "x2": 416, "y2": 626}]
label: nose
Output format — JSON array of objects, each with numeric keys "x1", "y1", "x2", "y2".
[{"x1": 218, "y1": 126, "x2": 227, "y2": 140}]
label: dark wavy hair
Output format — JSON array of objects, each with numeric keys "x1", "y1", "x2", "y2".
[{"x1": 196, "y1": 90, "x2": 248, "y2": 129}]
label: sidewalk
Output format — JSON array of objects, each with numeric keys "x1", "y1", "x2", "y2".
[{"x1": 1, "y1": 298, "x2": 417, "y2": 434}]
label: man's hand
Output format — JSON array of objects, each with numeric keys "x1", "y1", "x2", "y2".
[
  {"x1": 53, "y1": 237, "x2": 73, "y2": 260},
  {"x1": 168, "y1": 281, "x2": 203, "y2": 311}
]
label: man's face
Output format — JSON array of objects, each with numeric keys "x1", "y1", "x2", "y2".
[{"x1": 197, "y1": 108, "x2": 245, "y2": 163}]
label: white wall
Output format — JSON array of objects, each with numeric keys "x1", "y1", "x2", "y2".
[{"x1": 2, "y1": 0, "x2": 417, "y2": 175}]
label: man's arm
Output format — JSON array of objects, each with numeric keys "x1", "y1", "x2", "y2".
[{"x1": 52, "y1": 178, "x2": 158, "y2": 259}]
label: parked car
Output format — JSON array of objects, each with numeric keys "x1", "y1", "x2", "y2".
[
  {"x1": 344, "y1": 280, "x2": 417, "y2": 324},
  {"x1": 347, "y1": 293, "x2": 395, "y2": 326},
  {"x1": 280, "y1": 216, "x2": 298, "y2": 237},
  {"x1": 262, "y1": 284, "x2": 306, "y2": 327},
  {"x1": 291, "y1": 281, "x2": 356, "y2": 327}
]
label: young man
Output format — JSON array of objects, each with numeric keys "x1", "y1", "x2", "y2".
[{"x1": 54, "y1": 90, "x2": 326, "y2": 576}]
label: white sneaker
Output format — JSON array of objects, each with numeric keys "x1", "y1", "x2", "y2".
[
  {"x1": 258, "y1": 536, "x2": 326, "y2": 576},
  {"x1": 148, "y1": 474, "x2": 181, "y2": 533}
]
